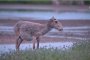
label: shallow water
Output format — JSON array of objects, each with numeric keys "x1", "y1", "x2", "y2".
[
  {"x1": 0, "y1": 26, "x2": 90, "y2": 32},
  {"x1": 0, "y1": 26, "x2": 90, "y2": 39},
  {"x1": 0, "y1": 42, "x2": 73, "y2": 54},
  {"x1": 0, "y1": 11, "x2": 90, "y2": 20}
]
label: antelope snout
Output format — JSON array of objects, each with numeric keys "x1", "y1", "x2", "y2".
[{"x1": 59, "y1": 28, "x2": 63, "y2": 31}]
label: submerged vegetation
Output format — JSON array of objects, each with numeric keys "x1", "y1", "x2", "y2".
[{"x1": 0, "y1": 40, "x2": 90, "y2": 60}]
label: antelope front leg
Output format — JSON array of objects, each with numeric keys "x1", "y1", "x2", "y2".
[
  {"x1": 36, "y1": 37, "x2": 40, "y2": 49},
  {"x1": 16, "y1": 36, "x2": 23, "y2": 51},
  {"x1": 32, "y1": 36, "x2": 36, "y2": 49}
]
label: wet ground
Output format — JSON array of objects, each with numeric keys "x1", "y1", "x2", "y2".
[{"x1": 0, "y1": 42, "x2": 73, "y2": 54}]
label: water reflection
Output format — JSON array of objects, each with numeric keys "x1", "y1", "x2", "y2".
[{"x1": 0, "y1": 42, "x2": 73, "y2": 54}]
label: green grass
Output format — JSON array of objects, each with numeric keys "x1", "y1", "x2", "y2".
[
  {"x1": 0, "y1": 40, "x2": 90, "y2": 60},
  {"x1": 0, "y1": 0, "x2": 90, "y2": 5},
  {"x1": 0, "y1": 0, "x2": 52, "y2": 5}
]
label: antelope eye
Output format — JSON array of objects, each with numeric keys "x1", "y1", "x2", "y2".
[
  {"x1": 54, "y1": 19, "x2": 56, "y2": 20},
  {"x1": 55, "y1": 21, "x2": 58, "y2": 23}
]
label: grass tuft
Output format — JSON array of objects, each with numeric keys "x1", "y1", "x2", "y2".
[{"x1": 0, "y1": 40, "x2": 90, "y2": 60}]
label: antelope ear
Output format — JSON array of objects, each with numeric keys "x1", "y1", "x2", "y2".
[
  {"x1": 50, "y1": 16, "x2": 55, "y2": 21},
  {"x1": 51, "y1": 16, "x2": 55, "y2": 20}
]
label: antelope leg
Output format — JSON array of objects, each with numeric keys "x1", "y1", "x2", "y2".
[
  {"x1": 36, "y1": 37, "x2": 40, "y2": 49},
  {"x1": 16, "y1": 36, "x2": 23, "y2": 51},
  {"x1": 32, "y1": 36, "x2": 36, "y2": 49}
]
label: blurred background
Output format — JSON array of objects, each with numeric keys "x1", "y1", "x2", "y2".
[{"x1": 0, "y1": 0, "x2": 90, "y2": 51}]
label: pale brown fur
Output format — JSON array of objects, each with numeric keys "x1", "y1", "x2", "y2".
[{"x1": 14, "y1": 17, "x2": 63, "y2": 51}]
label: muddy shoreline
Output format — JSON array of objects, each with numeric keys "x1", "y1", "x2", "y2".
[{"x1": 0, "y1": 35, "x2": 81, "y2": 44}]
